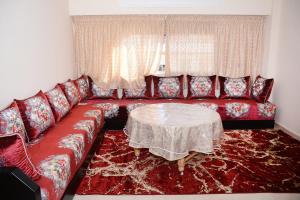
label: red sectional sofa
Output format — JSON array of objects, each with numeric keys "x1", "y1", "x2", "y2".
[
  {"x1": 0, "y1": 74, "x2": 275, "y2": 200},
  {"x1": 84, "y1": 98, "x2": 275, "y2": 130}
]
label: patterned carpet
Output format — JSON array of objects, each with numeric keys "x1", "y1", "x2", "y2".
[{"x1": 76, "y1": 129, "x2": 300, "y2": 195}]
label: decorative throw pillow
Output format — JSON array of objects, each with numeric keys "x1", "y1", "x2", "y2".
[
  {"x1": 251, "y1": 75, "x2": 274, "y2": 103},
  {"x1": 0, "y1": 102, "x2": 27, "y2": 140},
  {"x1": 122, "y1": 76, "x2": 152, "y2": 99},
  {"x1": 59, "y1": 80, "x2": 80, "y2": 107},
  {"x1": 74, "y1": 75, "x2": 90, "y2": 100},
  {"x1": 15, "y1": 91, "x2": 55, "y2": 141},
  {"x1": 219, "y1": 76, "x2": 251, "y2": 99},
  {"x1": 153, "y1": 75, "x2": 184, "y2": 99},
  {"x1": 0, "y1": 133, "x2": 40, "y2": 180},
  {"x1": 45, "y1": 85, "x2": 71, "y2": 122},
  {"x1": 187, "y1": 75, "x2": 217, "y2": 99},
  {"x1": 88, "y1": 76, "x2": 118, "y2": 99}
]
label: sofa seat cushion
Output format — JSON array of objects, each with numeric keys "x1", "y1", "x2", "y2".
[
  {"x1": 85, "y1": 99, "x2": 276, "y2": 125},
  {"x1": 27, "y1": 104, "x2": 104, "y2": 200}
]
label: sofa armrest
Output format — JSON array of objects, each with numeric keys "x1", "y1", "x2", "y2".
[{"x1": 0, "y1": 167, "x2": 41, "y2": 200}]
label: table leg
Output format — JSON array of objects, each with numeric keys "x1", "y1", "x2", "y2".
[
  {"x1": 178, "y1": 158, "x2": 185, "y2": 175},
  {"x1": 134, "y1": 148, "x2": 140, "y2": 159},
  {"x1": 177, "y1": 152, "x2": 199, "y2": 175}
]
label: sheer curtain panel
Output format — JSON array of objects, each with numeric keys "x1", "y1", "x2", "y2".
[
  {"x1": 165, "y1": 16, "x2": 264, "y2": 78},
  {"x1": 72, "y1": 16, "x2": 165, "y2": 89}
]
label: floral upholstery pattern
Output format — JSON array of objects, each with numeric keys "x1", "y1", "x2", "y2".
[
  {"x1": 45, "y1": 86, "x2": 70, "y2": 122},
  {"x1": 224, "y1": 78, "x2": 246, "y2": 97},
  {"x1": 73, "y1": 120, "x2": 95, "y2": 143},
  {"x1": 93, "y1": 103, "x2": 119, "y2": 119},
  {"x1": 0, "y1": 102, "x2": 27, "y2": 139},
  {"x1": 91, "y1": 83, "x2": 117, "y2": 99},
  {"x1": 158, "y1": 78, "x2": 180, "y2": 98},
  {"x1": 127, "y1": 103, "x2": 147, "y2": 113},
  {"x1": 219, "y1": 76, "x2": 250, "y2": 99},
  {"x1": 251, "y1": 75, "x2": 274, "y2": 103},
  {"x1": 61, "y1": 81, "x2": 80, "y2": 107},
  {"x1": 187, "y1": 75, "x2": 217, "y2": 98},
  {"x1": 252, "y1": 77, "x2": 265, "y2": 97},
  {"x1": 75, "y1": 76, "x2": 89, "y2": 100},
  {"x1": 257, "y1": 102, "x2": 276, "y2": 118},
  {"x1": 58, "y1": 134, "x2": 85, "y2": 164},
  {"x1": 225, "y1": 103, "x2": 250, "y2": 118},
  {"x1": 18, "y1": 93, "x2": 55, "y2": 140},
  {"x1": 124, "y1": 87, "x2": 146, "y2": 98},
  {"x1": 196, "y1": 103, "x2": 218, "y2": 111},
  {"x1": 84, "y1": 110, "x2": 102, "y2": 127},
  {"x1": 39, "y1": 154, "x2": 71, "y2": 197}
]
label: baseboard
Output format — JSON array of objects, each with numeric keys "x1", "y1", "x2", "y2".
[{"x1": 275, "y1": 122, "x2": 300, "y2": 141}]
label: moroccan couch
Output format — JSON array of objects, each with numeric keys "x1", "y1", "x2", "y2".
[
  {"x1": 0, "y1": 77, "x2": 104, "y2": 200},
  {"x1": 0, "y1": 74, "x2": 275, "y2": 200},
  {"x1": 84, "y1": 74, "x2": 276, "y2": 130}
]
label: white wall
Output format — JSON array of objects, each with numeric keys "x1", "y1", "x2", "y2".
[
  {"x1": 69, "y1": 0, "x2": 272, "y2": 15},
  {"x1": 264, "y1": 0, "x2": 300, "y2": 135},
  {"x1": 0, "y1": 0, "x2": 75, "y2": 109}
]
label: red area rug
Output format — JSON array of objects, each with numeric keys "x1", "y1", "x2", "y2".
[{"x1": 76, "y1": 129, "x2": 300, "y2": 195}]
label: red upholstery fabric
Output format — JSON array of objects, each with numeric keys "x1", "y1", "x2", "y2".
[
  {"x1": 88, "y1": 76, "x2": 118, "y2": 99},
  {"x1": 85, "y1": 99, "x2": 276, "y2": 126},
  {"x1": 122, "y1": 75, "x2": 152, "y2": 99},
  {"x1": 0, "y1": 133, "x2": 40, "y2": 180},
  {"x1": 153, "y1": 75, "x2": 184, "y2": 99},
  {"x1": 59, "y1": 80, "x2": 81, "y2": 108},
  {"x1": 74, "y1": 75, "x2": 90, "y2": 100},
  {"x1": 219, "y1": 76, "x2": 251, "y2": 99},
  {"x1": 251, "y1": 75, "x2": 274, "y2": 103},
  {"x1": 28, "y1": 104, "x2": 104, "y2": 200},
  {"x1": 45, "y1": 85, "x2": 71, "y2": 122},
  {"x1": 15, "y1": 91, "x2": 55, "y2": 141},
  {"x1": 187, "y1": 75, "x2": 217, "y2": 99},
  {"x1": 0, "y1": 102, "x2": 27, "y2": 139}
]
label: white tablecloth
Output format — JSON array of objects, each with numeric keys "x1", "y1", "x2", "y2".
[{"x1": 125, "y1": 103, "x2": 223, "y2": 161}]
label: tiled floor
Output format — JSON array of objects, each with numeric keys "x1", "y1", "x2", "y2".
[{"x1": 69, "y1": 193, "x2": 300, "y2": 200}]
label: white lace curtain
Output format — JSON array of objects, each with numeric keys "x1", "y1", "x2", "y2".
[
  {"x1": 73, "y1": 15, "x2": 165, "y2": 88},
  {"x1": 165, "y1": 15, "x2": 264, "y2": 78},
  {"x1": 72, "y1": 15, "x2": 264, "y2": 88}
]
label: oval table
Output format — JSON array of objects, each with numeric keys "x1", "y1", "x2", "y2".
[{"x1": 125, "y1": 103, "x2": 223, "y2": 174}]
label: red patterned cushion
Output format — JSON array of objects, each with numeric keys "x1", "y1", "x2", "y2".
[
  {"x1": 251, "y1": 75, "x2": 274, "y2": 103},
  {"x1": 45, "y1": 85, "x2": 70, "y2": 122},
  {"x1": 59, "y1": 80, "x2": 80, "y2": 107},
  {"x1": 153, "y1": 75, "x2": 184, "y2": 99},
  {"x1": 219, "y1": 76, "x2": 251, "y2": 99},
  {"x1": 122, "y1": 76, "x2": 152, "y2": 99},
  {"x1": 74, "y1": 75, "x2": 90, "y2": 100},
  {"x1": 0, "y1": 102, "x2": 27, "y2": 140},
  {"x1": 0, "y1": 133, "x2": 40, "y2": 180},
  {"x1": 15, "y1": 91, "x2": 55, "y2": 141},
  {"x1": 187, "y1": 75, "x2": 216, "y2": 99},
  {"x1": 88, "y1": 77, "x2": 118, "y2": 99}
]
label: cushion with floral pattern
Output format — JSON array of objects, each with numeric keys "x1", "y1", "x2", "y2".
[
  {"x1": 0, "y1": 102, "x2": 27, "y2": 140},
  {"x1": 122, "y1": 76, "x2": 152, "y2": 99},
  {"x1": 87, "y1": 76, "x2": 118, "y2": 99},
  {"x1": 219, "y1": 76, "x2": 251, "y2": 99},
  {"x1": 74, "y1": 75, "x2": 90, "y2": 100},
  {"x1": 45, "y1": 85, "x2": 70, "y2": 122},
  {"x1": 153, "y1": 75, "x2": 184, "y2": 99},
  {"x1": 0, "y1": 133, "x2": 40, "y2": 180},
  {"x1": 251, "y1": 75, "x2": 274, "y2": 103},
  {"x1": 59, "y1": 80, "x2": 81, "y2": 108},
  {"x1": 187, "y1": 75, "x2": 217, "y2": 99},
  {"x1": 15, "y1": 91, "x2": 55, "y2": 141}
]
